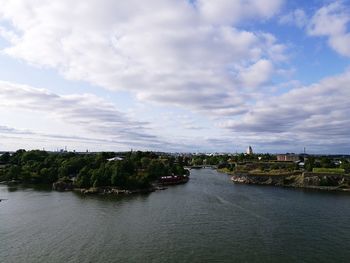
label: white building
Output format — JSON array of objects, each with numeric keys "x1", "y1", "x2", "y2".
[{"x1": 246, "y1": 146, "x2": 253, "y2": 155}]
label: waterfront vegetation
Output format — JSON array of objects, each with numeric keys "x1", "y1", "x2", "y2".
[
  {"x1": 0, "y1": 150, "x2": 188, "y2": 190},
  {"x1": 195, "y1": 153, "x2": 350, "y2": 176},
  {"x1": 1, "y1": 150, "x2": 350, "y2": 191},
  {"x1": 212, "y1": 154, "x2": 350, "y2": 191}
]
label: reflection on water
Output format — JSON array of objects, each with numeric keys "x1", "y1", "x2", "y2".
[
  {"x1": 5, "y1": 184, "x2": 52, "y2": 192},
  {"x1": 72, "y1": 190, "x2": 152, "y2": 203},
  {"x1": 1, "y1": 169, "x2": 350, "y2": 263},
  {"x1": 6, "y1": 186, "x2": 19, "y2": 192}
]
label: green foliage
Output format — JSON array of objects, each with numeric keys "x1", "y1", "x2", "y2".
[
  {"x1": 270, "y1": 163, "x2": 280, "y2": 170},
  {"x1": 141, "y1": 157, "x2": 151, "y2": 169},
  {"x1": 192, "y1": 157, "x2": 203, "y2": 166},
  {"x1": 147, "y1": 160, "x2": 169, "y2": 180},
  {"x1": 305, "y1": 157, "x2": 315, "y2": 172},
  {"x1": 0, "y1": 152, "x2": 10, "y2": 163},
  {"x1": 340, "y1": 160, "x2": 350, "y2": 173},
  {"x1": 269, "y1": 162, "x2": 297, "y2": 171},
  {"x1": 7, "y1": 165, "x2": 22, "y2": 180},
  {"x1": 76, "y1": 167, "x2": 92, "y2": 188},
  {"x1": 0, "y1": 150, "x2": 186, "y2": 189},
  {"x1": 319, "y1": 157, "x2": 335, "y2": 168}
]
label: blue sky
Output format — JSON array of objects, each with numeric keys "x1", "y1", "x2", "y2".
[{"x1": 0, "y1": 0, "x2": 350, "y2": 154}]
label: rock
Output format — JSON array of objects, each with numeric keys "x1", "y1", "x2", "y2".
[
  {"x1": 52, "y1": 181, "x2": 74, "y2": 191},
  {"x1": 79, "y1": 188, "x2": 99, "y2": 194},
  {"x1": 304, "y1": 176, "x2": 321, "y2": 186},
  {"x1": 76, "y1": 187, "x2": 154, "y2": 195},
  {"x1": 230, "y1": 172, "x2": 350, "y2": 192}
]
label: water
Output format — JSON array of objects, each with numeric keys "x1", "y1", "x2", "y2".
[{"x1": 1, "y1": 169, "x2": 350, "y2": 263}]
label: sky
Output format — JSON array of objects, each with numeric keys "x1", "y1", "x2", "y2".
[{"x1": 0, "y1": 0, "x2": 350, "y2": 154}]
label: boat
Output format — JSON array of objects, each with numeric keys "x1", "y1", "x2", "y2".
[{"x1": 158, "y1": 175, "x2": 189, "y2": 185}]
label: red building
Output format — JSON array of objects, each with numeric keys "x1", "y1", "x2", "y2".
[{"x1": 276, "y1": 154, "x2": 299, "y2": 162}]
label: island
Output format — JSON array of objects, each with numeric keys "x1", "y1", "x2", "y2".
[
  {"x1": 221, "y1": 154, "x2": 350, "y2": 192},
  {"x1": 0, "y1": 150, "x2": 190, "y2": 195},
  {"x1": 182, "y1": 151, "x2": 350, "y2": 192}
]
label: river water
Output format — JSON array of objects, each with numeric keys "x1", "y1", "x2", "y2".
[{"x1": 1, "y1": 168, "x2": 350, "y2": 263}]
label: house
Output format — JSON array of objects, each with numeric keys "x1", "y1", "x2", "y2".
[
  {"x1": 276, "y1": 153, "x2": 299, "y2": 162},
  {"x1": 107, "y1": 157, "x2": 124, "y2": 161}
]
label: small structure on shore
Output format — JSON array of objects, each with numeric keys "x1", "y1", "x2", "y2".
[
  {"x1": 107, "y1": 157, "x2": 124, "y2": 162},
  {"x1": 158, "y1": 175, "x2": 189, "y2": 185}
]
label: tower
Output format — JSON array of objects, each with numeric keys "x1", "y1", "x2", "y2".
[{"x1": 246, "y1": 146, "x2": 253, "y2": 155}]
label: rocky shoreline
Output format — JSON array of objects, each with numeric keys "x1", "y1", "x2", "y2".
[
  {"x1": 229, "y1": 172, "x2": 350, "y2": 192},
  {"x1": 1, "y1": 176, "x2": 186, "y2": 196},
  {"x1": 0, "y1": 180, "x2": 166, "y2": 196},
  {"x1": 75, "y1": 186, "x2": 157, "y2": 195},
  {"x1": 51, "y1": 174, "x2": 189, "y2": 195},
  {"x1": 52, "y1": 181, "x2": 159, "y2": 195}
]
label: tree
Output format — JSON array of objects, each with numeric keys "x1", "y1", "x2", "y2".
[
  {"x1": 305, "y1": 157, "x2": 315, "y2": 172},
  {"x1": 7, "y1": 165, "x2": 21, "y2": 180},
  {"x1": 0, "y1": 150, "x2": 188, "y2": 189},
  {"x1": 340, "y1": 160, "x2": 350, "y2": 173},
  {"x1": 21, "y1": 150, "x2": 48, "y2": 163},
  {"x1": 320, "y1": 157, "x2": 334, "y2": 168},
  {"x1": 111, "y1": 160, "x2": 135, "y2": 187},
  {"x1": 171, "y1": 164, "x2": 185, "y2": 175},
  {"x1": 147, "y1": 160, "x2": 167, "y2": 180},
  {"x1": 76, "y1": 167, "x2": 92, "y2": 188},
  {"x1": 58, "y1": 165, "x2": 69, "y2": 178},
  {"x1": 0, "y1": 152, "x2": 10, "y2": 163},
  {"x1": 192, "y1": 157, "x2": 203, "y2": 166},
  {"x1": 141, "y1": 157, "x2": 151, "y2": 169}
]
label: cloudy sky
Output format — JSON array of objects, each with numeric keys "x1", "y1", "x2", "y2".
[{"x1": 0, "y1": 0, "x2": 349, "y2": 154}]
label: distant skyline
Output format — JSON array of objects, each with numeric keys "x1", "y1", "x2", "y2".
[{"x1": 0, "y1": 0, "x2": 350, "y2": 154}]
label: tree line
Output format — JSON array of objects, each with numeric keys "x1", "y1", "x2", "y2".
[{"x1": 0, "y1": 150, "x2": 188, "y2": 189}]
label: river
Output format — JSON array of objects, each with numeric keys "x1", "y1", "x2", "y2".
[{"x1": 1, "y1": 168, "x2": 350, "y2": 262}]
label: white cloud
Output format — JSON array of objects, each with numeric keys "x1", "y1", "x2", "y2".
[
  {"x1": 0, "y1": 25, "x2": 19, "y2": 44},
  {"x1": 307, "y1": 1, "x2": 350, "y2": 57},
  {"x1": 279, "y1": 9, "x2": 308, "y2": 28},
  {"x1": 220, "y1": 70, "x2": 350, "y2": 153},
  {"x1": 0, "y1": 0, "x2": 286, "y2": 116},
  {"x1": 197, "y1": 0, "x2": 284, "y2": 25},
  {"x1": 238, "y1": 59, "x2": 274, "y2": 88},
  {"x1": 0, "y1": 80, "x2": 168, "y2": 150},
  {"x1": 5, "y1": 1, "x2": 349, "y2": 153}
]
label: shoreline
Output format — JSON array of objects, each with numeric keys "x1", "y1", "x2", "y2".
[
  {"x1": 221, "y1": 170, "x2": 350, "y2": 192},
  {"x1": 74, "y1": 186, "x2": 157, "y2": 195},
  {"x1": 0, "y1": 178, "x2": 188, "y2": 196}
]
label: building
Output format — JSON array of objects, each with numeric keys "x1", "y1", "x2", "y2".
[
  {"x1": 107, "y1": 157, "x2": 124, "y2": 161},
  {"x1": 246, "y1": 146, "x2": 253, "y2": 155},
  {"x1": 276, "y1": 153, "x2": 299, "y2": 162}
]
